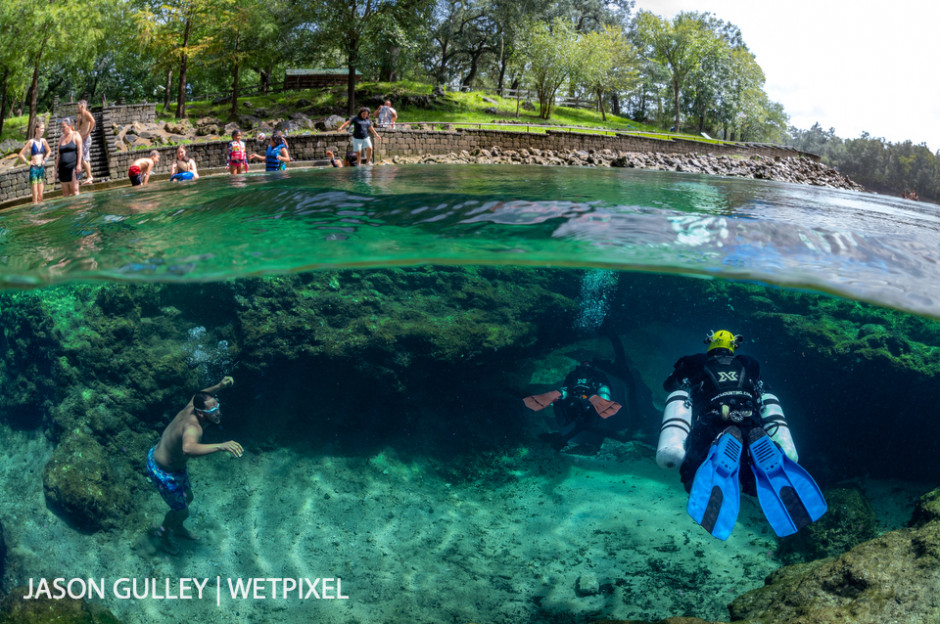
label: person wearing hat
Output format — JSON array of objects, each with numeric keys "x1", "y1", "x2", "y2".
[{"x1": 662, "y1": 330, "x2": 826, "y2": 540}]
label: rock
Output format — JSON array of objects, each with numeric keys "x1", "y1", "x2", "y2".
[
  {"x1": 0, "y1": 139, "x2": 21, "y2": 155},
  {"x1": 237, "y1": 114, "x2": 260, "y2": 130},
  {"x1": 0, "y1": 585, "x2": 125, "y2": 624},
  {"x1": 521, "y1": 101, "x2": 535, "y2": 111},
  {"x1": 910, "y1": 488, "x2": 940, "y2": 527},
  {"x1": 575, "y1": 573, "x2": 599, "y2": 596},
  {"x1": 0, "y1": 517, "x2": 5, "y2": 587},
  {"x1": 729, "y1": 497, "x2": 940, "y2": 624},
  {"x1": 276, "y1": 120, "x2": 301, "y2": 134},
  {"x1": 295, "y1": 98, "x2": 312, "y2": 108},
  {"x1": 777, "y1": 488, "x2": 879, "y2": 564},
  {"x1": 163, "y1": 121, "x2": 190, "y2": 135},
  {"x1": 42, "y1": 432, "x2": 131, "y2": 532},
  {"x1": 123, "y1": 134, "x2": 139, "y2": 145},
  {"x1": 484, "y1": 107, "x2": 499, "y2": 115},
  {"x1": 322, "y1": 114, "x2": 347, "y2": 131}
]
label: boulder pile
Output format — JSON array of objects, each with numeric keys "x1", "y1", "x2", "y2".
[{"x1": 387, "y1": 147, "x2": 864, "y2": 191}]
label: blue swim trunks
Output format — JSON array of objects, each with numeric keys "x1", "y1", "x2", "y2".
[{"x1": 147, "y1": 447, "x2": 190, "y2": 511}]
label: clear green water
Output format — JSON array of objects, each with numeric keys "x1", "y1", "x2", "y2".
[
  {"x1": 2, "y1": 164, "x2": 938, "y2": 317},
  {"x1": 1, "y1": 165, "x2": 938, "y2": 624}
]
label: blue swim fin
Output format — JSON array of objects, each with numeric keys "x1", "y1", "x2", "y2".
[
  {"x1": 687, "y1": 426, "x2": 743, "y2": 541},
  {"x1": 748, "y1": 427, "x2": 827, "y2": 537}
]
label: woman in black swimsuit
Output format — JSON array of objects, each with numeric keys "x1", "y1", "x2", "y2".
[{"x1": 55, "y1": 117, "x2": 83, "y2": 197}]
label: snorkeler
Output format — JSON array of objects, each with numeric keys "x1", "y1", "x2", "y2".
[
  {"x1": 524, "y1": 360, "x2": 623, "y2": 453},
  {"x1": 659, "y1": 330, "x2": 827, "y2": 540},
  {"x1": 146, "y1": 376, "x2": 242, "y2": 554}
]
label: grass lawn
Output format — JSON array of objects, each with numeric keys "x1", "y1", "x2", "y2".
[
  {"x1": 2, "y1": 81, "x2": 741, "y2": 150},
  {"x1": 0, "y1": 115, "x2": 30, "y2": 146}
]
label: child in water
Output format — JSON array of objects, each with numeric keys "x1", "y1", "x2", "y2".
[{"x1": 227, "y1": 130, "x2": 248, "y2": 174}]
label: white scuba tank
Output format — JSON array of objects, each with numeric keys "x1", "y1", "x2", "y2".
[
  {"x1": 760, "y1": 392, "x2": 798, "y2": 462},
  {"x1": 656, "y1": 389, "x2": 692, "y2": 469}
]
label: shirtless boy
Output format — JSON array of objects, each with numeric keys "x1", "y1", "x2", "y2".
[{"x1": 146, "y1": 376, "x2": 242, "y2": 553}]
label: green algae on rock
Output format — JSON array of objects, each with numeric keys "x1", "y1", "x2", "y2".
[
  {"x1": 727, "y1": 486, "x2": 940, "y2": 624},
  {"x1": 0, "y1": 585, "x2": 124, "y2": 624},
  {"x1": 776, "y1": 487, "x2": 879, "y2": 565},
  {"x1": 42, "y1": 433, "x2": 132, "y2": 532}
]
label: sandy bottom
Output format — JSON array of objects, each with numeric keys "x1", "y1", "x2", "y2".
[{"x1": 0, "y1": 421, "x2": 929, "y2": 624}]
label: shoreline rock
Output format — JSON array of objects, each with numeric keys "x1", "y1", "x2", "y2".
[{"x1": 384, "y1": 147, "x2": 864, "y2": 191}]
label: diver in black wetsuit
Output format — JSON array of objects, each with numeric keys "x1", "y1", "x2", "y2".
[
  {"x1": 523, "y1": 326, "x2": 661, "y2": 453},
  {"x1": 662, "y1": 330, "x2": 762, "y2": 493},
  {"x1": 660, "y1": 329, "x2": 827, "y2": 540}
]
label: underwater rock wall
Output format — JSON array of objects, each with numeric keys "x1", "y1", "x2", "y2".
[
  {"x1": 0, "y1": 267, "x2": 579, "y2": 529},
  {"x1": 1, "y1": 267, "x2": 939, "y2": 531}
]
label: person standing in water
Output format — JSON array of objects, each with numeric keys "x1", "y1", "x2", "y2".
[
  {"x1": 55, "y1": 117, "x2": 83, "y2": 197},
  {"x1": 227, "y1": 129, "x2": 248, "y2": 174},
  {"x1": 146, "y1": 376, "x2": 243, "y2": 553},
  {"x1": 16, "y1": 121, "x2": 51, "y2": 203}
]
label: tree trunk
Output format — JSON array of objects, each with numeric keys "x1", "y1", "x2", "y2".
[
  {"x1": 496, "y1": 36, "x2": 505, "y2": 95},
  {"x1": 163, "y1": 68, "x2": 173, "y2": 112},
  {"x1": 672, "y1": 77, "x2": 681, "y2": 133},
  {"x1": 176, "y1": 16, "x2": 193, "y2": 119},
  {"x1": 0, "y1": 67, "x2": 9, "y2": 137},
  {"x1": 230, "y1": 32, "x2": 240, "y2": 120},
  {"x1": 611, "y1": 92, "x2": 620, "y2": 117},
  {"x1": 462, "y1": 51, "x2": 482, "y2": 88},
  {"x1": 346, "y1": 50, "x2": 358, "y2": 117},
  {"x1": 260, "y1": 69, "x2": 271, "y2": 94},
  {"x1": 437, "y1": 41, "x2": 449, "y2": 84},
  {"x1": 597, "y1": 89, "x2": 607, "y2": 122},
  {"x1": 381, "y1": 47, "x2": 400, "y2": 82},
  {"x1": 27, "y1": 55, "x2": 42, "y2": 140}
]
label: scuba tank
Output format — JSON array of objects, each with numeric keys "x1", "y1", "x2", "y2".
[
  {"x1": 760, "y1": 393, "x2": 798, "y2": 462},
  {"x1": 656, "y1": 389, "x2": 692, "y2": 469}
]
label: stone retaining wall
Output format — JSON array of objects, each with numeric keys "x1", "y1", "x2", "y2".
[{"x1": 1, "y1": 117, "x2": 816, "y2": 206}]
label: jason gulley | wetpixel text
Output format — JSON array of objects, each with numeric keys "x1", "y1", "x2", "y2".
[{"x1": 23, "y1": 577, "x2": 349, "y2": 600}]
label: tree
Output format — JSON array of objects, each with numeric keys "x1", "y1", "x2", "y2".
[
  {"x1": 578, "y1": 25, "x2": 638, "y2": 121},
  {"x1": 515, "y1": 19, "x2": 581, "y2": 119},
  {"x1": 633, "y1": 10, "x2": 719, "y2": 134},
  {"x1": 308, "y1": 0, "x2": 434, "y2": 116},
  {"x1": 137, "y1": 0, "x2": 217, "y2": 119}
]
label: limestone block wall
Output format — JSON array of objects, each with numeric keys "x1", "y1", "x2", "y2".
[
  {"x1": 101, "y1": 104, "x2": 157, "y2": 177},
  {"x1": 0, "y1": 165, "x2": 52, "y2": 204}
]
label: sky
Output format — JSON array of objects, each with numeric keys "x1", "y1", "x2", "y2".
[{"x1": 632, "y1": 0, "x2": 940, "y2": 151}]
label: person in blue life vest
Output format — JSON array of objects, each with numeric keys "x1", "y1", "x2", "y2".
[{"x1": 249, "y1": 131, "x2": 291, "y2": 171}]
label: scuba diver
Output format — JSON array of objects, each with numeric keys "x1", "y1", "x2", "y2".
[
  {"x1": 524, "y1": 361, "x2": 622, "y2": 452},
  {"x1": 658, "y1": 330, "x2": 827, "y2": 540}
]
